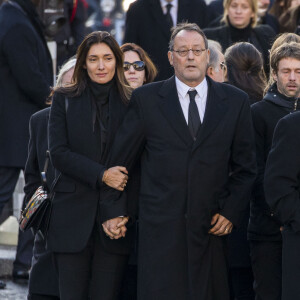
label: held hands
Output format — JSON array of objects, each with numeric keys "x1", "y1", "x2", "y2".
[
  {"x1": 209, "y1": 213, "x2": 233, "y2": 236},
  {"x1": 102, "y1": 166, "x2": 128, "y2": 191},
  {"x1": 102, "y1": 216, "x2": 129, "y2": 240}
]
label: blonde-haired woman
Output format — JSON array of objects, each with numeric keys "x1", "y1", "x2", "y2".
[{"x1": 204, "y1": 0, "x2": 276, "y2": 74}]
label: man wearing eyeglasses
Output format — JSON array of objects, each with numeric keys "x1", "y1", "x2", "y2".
[
  {"x1": 101, "y1": 23, "x2": 256, "y2": 300},
  {"x1": 206, "y1": 40, "x2": 226, "y2": 83}
]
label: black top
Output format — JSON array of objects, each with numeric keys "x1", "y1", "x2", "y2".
[
  {"x1": 248, "y1": 84, "x2": 300, "y2": 241},
  {"x1": 228, "y1": 20, "x2": 252, "y2": 44}
]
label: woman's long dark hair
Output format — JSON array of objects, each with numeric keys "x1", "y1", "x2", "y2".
[
  {"x1": 54, "y1": 31, "x2": 132, "y2": 103},
  {"x1": 225, "y1": 42, "x2": 267, "y2": 102}
]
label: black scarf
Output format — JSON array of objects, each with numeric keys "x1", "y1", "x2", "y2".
[
  {"x1": 264, "y1": 83, "x2": 300, "y2": 112},
  {"x1": 88, "y1": 78, "x2": 114, "y2": 162}
]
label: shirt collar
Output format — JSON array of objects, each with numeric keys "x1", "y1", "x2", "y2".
[
  {"x1": 160, "y1": 0, "x2": 178, "y2": 9},
  {"x1": 175, "y1": 76, "x2": 208, "y2": 100}
]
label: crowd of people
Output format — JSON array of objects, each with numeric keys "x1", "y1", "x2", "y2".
[{"x1": 0, "y1": 0, "x2": 300, "y2": 300}]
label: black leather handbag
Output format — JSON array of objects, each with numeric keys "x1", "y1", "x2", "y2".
[{"x1": 19, "y1": 151, "x2": 55, "y2": 236}]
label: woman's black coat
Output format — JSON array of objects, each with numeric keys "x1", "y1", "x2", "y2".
[
  {"x1": 24, "y1": 107, "x2": 59, "y2": 297},
  {"x1": 48, "y1": 86, "x2": 137, "y2": 254}
]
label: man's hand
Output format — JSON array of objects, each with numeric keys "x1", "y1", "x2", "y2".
[
  {"x1": 102, "y1": 166, "x2": 128, "y2": 191},
  {"x1": 102, "y1": 216, "x2": 129, "y2": 239},
  {"x1": 209, "y1": 213, "x2": 233, "y2": 236}
]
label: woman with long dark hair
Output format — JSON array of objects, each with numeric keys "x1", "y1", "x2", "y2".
[
  {"x1": 225, "y1": 42, "x2": 267, "y2": 103},
  {"x1": 224, "y1": 42, "x2": 267, "y2": 300},
  {"x1": 48, "y1": 31, "x2": 135, "y2": 300}
]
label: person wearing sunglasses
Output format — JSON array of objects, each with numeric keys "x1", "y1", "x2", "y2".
[
  {"x1": 118, "y1": 43, "x2": 157, "y2": 300},
  {"x1": 121, "y1": 43, "x2": 158, "y2": 90}
]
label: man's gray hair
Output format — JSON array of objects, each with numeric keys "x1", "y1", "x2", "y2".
[
  {"x1": 169, "y1": 22, "x2": 208, "y2": 51},
  {"x1": 56, "y1": 57, "x2": 77, "y2": 87},
  {"x1": 208, "y1": 40, "x2": 222, "y2": 70}
]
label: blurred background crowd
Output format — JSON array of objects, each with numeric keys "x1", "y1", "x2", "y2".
[{"x1": 0, "y1": 0, "x2": 300, "y2": 299}]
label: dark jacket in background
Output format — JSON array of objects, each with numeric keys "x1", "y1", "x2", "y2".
[
  {"x1": 24, "y1": 108, "x2": 59, "y2": 297},
  {"x1": 248, "y1": 84, "x2": 300, "y2": 241},
  {"x1": 123, "y1": 0, "x2": 210, "y2": 81},
  {"x1": 55, "y1": 0, "x2": 87, "y2": 67},
  {"x1": 265, "y1": 111, "x2": 300, "y2": 232},
  {"x1": 204, "y1": 24, "x2": 276, "y2": 74},
  {"x1": 0, "y1": 0, "x2": 53, "y2": 168},
  {"x1": 264, "y1": 112, "x2": 300, "y2": 300}
]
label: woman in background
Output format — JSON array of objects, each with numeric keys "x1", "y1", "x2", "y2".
[
  {"x1": 24, "y1": 57, "x2": 76, "y2": 300},
  {"x1": 121, "y1": 43, "x2": 157, "y2": 89},
  {"x1": 119, "y1": 42, "x2": 157, "y2": 300},
  {"x1": 225, "y1": 42, "x2": 266, "y2": 103},
  {"x1": 204, "y1": 0, "x2": 276, "y2": 74},
  {"x1": 224, "y1": 42, "x2": 267, "y2": 300}
]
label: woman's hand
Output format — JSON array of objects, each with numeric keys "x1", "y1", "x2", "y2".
[
  {"x1": 102, "y1": 166, "x2": 128, "y2": 191},
  {"x1": 102, "y1": 216, "x2": 129, "y2": 239}
]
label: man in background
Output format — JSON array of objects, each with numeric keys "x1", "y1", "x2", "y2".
[
  {"x1": 123, "y1": 0, "x2": 210, "y2": 81},
  {"x1": 206, "y1": 40, "x2": 226, "y2": 83},
  {"x1": 0, "y1": 0, "x2": 53, "y2": 281}
]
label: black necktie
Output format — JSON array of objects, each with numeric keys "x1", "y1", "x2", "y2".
[
  {"x1": 188, "y1": 90, "x2": 201, "y2": 140},
  {"x1": 165, "y1": 3, "x2": 173, "y2": 29}
]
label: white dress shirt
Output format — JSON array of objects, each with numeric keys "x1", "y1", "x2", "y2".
[
  {"x1": 160, "y1": 0, "x2": 178, "y2": 26},
  {"x1": 175, "y1": 76, "x2": 208, "y2": 123}
]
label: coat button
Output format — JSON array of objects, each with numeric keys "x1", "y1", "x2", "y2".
[{"x1": 270, "y1": 213, "x2": 274, "y2": 217}]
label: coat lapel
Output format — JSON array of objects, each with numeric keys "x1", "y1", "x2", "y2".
[
  {"x1": 192, "y1": 78, "x2": 228, "y2": 152},
  {"x1": 158, "y1": 76, "x2": 193, "y2": 146},
  {"x1": 148, "y1": 0, "x2": 172, "y2": 40}
]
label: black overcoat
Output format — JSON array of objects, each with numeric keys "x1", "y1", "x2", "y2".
[
  {"x1": 123, "y1": 0, "x2": 210, "y2": 81},
  {"x1": 24, "y1": 108, "x2": 58, "y2": 297},
  {"x1": 0, "y1": 1, "x2": 53, "y2": 168},
  {"x1": 101, "y1": 76, "x2": 257, "y2": 300},
  {"x1": 265, "y1": 112, "x2": 300, "y2": 233},
  {"x1": 264, "y1": 112, "x2": 300, "y2": 300},
  {"x1": 48, "y1": 87, "x2": 137, "y2": 254}
]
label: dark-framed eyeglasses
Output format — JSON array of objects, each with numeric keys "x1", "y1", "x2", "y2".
[
  {"x1": 172, "y1": 48, "x2": 207, "y2": 57},
  {"x1": 123, "y1": 61, "x2": 145, "y2": 71},
  {"x1": 220, "y1": 62, "x2": 226, "y2": 70}
]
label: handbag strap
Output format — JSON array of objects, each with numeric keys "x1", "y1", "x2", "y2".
[{"x1": 41, "y1": 150, "x2": 50, "y2": 188}]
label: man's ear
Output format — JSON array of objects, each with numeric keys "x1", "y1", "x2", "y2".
[
  {"x1": 207, "y1": 66, "x2": 214, "y2": 77},
  {"x1": 206, "y1": 49, "x2": 210, "y2": 65},
  {"x1": 168, "y1": 51, "x2": 173, "y2": 66}
]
